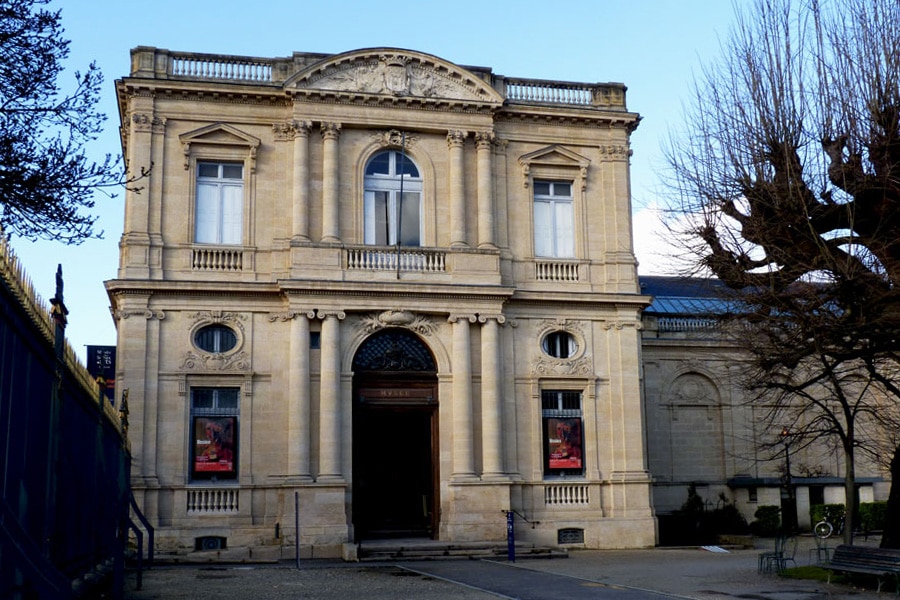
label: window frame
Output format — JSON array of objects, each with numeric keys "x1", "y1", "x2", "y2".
[
  {"x1": 541, "y1": 389, "x2": 585, "y2": 477},
  {"x1": 194, "y1": 161, "x2": 245, "y2": 246},
  {"x1": 190, "y1": 387, "x2": 240, "y2": 482},
  {"x1": 363, "y1": 150, "x2": 423, "y2": 247},
  {"x1": 533, "y1": 179, "x2": 575, "y2": 258}
]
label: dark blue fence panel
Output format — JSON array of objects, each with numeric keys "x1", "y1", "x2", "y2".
[{"x1": 0, "y1": 251, "x2": 130, "y2": 600}]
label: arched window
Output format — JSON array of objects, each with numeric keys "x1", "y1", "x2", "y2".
[{"x1": 364, "y1": 150, "x2": 422, "y2": 246}]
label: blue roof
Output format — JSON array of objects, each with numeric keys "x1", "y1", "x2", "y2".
[{"x1": 639, "y1": 276, "x2": 736, "y2": 316}]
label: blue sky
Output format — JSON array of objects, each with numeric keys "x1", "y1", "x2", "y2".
[{"x1": 23, "y1": 0, "x2": 738, "y2": 359}]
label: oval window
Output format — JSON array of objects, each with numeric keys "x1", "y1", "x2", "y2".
[
  {"x1": 542, "y1": 331, "x2": 577, "y2": 358},
  {"x1": 195, "y1": 324, "x2": 237, "y2": 353}
]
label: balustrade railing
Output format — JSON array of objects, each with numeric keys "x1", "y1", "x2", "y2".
[
  {"x1": 535, "y1": 260, "x2": 581, "y2": 282},
  {"x1": 346, "y1": 246, "x2": 446, "y2": 272},
  {"x1": 171, "y1": 54, "x2": 273, "y2": 82},
  {"x1": 544, "y1": 484, "x2": 590, "y2": 505},
  {"x1": 506, "y1": 79, "x2": 594, "y2": 106},
  {"x1": 192, "y1": 247, "x2": 243, "y2": 272},
  {"x1": 658, "y1": 316, "x2": 719, "y2": 333},
  {"x1": 187, "y1": 487, "x2": 240, "y2": 513},
  {"x1": 134, "y1": 50, "x2": 625, "y2": 109}
]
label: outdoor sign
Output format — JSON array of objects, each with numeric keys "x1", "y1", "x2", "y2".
[
  {"x1": 86, "y1": 345, "x2": 116, "y2": 403},
  {"x1": 192, "y1": 416, "x2": 236, "y2": 478},
  {"x1": 546, "y1": 417, "x2": 583, "y2": 470}
]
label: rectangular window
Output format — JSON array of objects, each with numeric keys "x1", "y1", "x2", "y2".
[
  {"x1": 542, "y1": 390, "x2": 584, "y2": 476},
  {"x1": 533, "y1": 180, "x2": 574, "y2": 258},
  {"x1": 363, "y1": 190, "x2": 421, "y2": 246},
  {"x1": 190, "y1": 387, "x2": 239, "y2": 481},
  {"x1": 195, "y1": 162, "x2": 243, "y2": 245}
]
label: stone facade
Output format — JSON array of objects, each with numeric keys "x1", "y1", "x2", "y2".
[
  {"x1": 108, "y1": 47, "x2": 655, "y2": 558},
  {"x1": 640, "y1": 277, "x2": 889, "y2": 534}
]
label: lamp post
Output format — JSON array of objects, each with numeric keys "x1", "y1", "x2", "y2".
[{"x1": 781, "y1": 427, "x2": 795, "y2": 533}]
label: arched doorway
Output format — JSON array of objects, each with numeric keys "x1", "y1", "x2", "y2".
[{"x1": 352, "y1": 328, "x2": 438, "y2": 540}]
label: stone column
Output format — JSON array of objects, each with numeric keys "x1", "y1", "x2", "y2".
[
  {"x1": 479, "y1": 315, "x2": 505, "y2": 478},
  {"x1": 449, "y1": 314, "x2": 476, "y2": 479},
  {"x1": 292, "y1": 121, "x2": 312, "y2": 242},
  {"x1": 317, "y1": 310, "x2": 345, "y2": 480},
  {"x1": 320, "y1": 122, "x2": 342, "y2": 243},
  {"x1": 475, "y1": 131, "x2": 496, "y2": 249},
  {"x1": 447, "y1": 130, "x2": 468, "y2": 248},
  {"x1": 287, "y1": 311, "x2": 314, "y2": 480}
]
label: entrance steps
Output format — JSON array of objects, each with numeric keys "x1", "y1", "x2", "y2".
[{"x1": 357, "y1": 539, "x2": 568, "y2": 561}]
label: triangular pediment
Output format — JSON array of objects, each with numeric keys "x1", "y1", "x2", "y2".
[
  {"x1": 179, "y1": 123, "x2": 261, "y2": 148},
  {"x1": 285, "y1": 48, "x2": 503, "y2": 106},
  {"x1": 519, "y1": 145, "x2": 590, "y2": 169}
]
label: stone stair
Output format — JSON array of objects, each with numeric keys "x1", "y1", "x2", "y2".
[{"x1": 356, "y1": 539, "x2": 568, "y2": 562}]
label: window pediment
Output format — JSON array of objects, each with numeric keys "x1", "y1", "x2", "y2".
[
  {"x1": 180, "y1": 123, "x2": 261, "y2": 171},
  {"x1": 519, "y1": 145, "x2": 590, "y2": 189},
  {"x1": 284, "y1": 49, "x2": 503, "y2": 107}
]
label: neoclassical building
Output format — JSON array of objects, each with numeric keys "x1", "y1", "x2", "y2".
[
  {"x1": 108, "y1": 47, "x2": 888, "y2": 559},
  {"x1": 108, "y1": 47, "x2": 654, "y2": 558}
]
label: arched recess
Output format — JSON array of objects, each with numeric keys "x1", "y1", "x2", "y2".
[{"x1": 351, "y1": 328, "x2": 439, "y2": 540}]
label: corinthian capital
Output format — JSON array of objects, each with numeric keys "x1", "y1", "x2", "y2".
[
  {"x1": 320, "y1": 122, "x2": 342, "y2": 140},
  {"x1": 446, "y1": 130, "x2": 468, "y2": 148}
]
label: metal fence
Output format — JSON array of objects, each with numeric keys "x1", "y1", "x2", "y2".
[{"x1": 0, "y1": 245, "x2": 132, "y2": 599}]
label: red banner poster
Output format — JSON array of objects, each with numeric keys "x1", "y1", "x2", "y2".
[
  {"x1": 547, "y1": 417, "x2": 583, "y2": 470},
  {"x1": 193, "y1": 416, "x2": 236, "y2": 475}
]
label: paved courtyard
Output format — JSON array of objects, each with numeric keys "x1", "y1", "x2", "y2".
[{"x1": 123, "y1": 536, "x2": 890, "y2": 600}]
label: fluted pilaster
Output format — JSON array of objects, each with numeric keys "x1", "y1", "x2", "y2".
[
  {"x1": 288, "y1": 311, "x2": 315, "y2": 480},
  {"x1": 447, "y1": 130, "x2": 468, "y2": 248},
  {"x1": 449, "y1": 314, "x2": 476, "y2": 479},
  {"x1": 317, "y1": 309, "x2": 346, "y2": 480},
  {"x1": 475, "y1": 131, "x2": 496, "y2": 249},
  {"x1": 292, "y1": 121, "x2": 312, "y2": 241},
  {"x1": 479, "y1": 314, "x2": 505, "y2": 478},
  {"x1": 320, "y1": 122, "x2": 342, "y2": 243}
]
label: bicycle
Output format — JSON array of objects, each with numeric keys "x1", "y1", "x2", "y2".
[{"x1": 814, "y1": 514, "x2": 845, "y2": 538}]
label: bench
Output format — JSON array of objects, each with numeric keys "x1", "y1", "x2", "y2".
[{"x1": 824, "y1": 544, "x2": 900, "y2": 593}]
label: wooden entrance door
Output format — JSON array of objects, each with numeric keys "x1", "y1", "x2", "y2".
[{"x1": 353, "y1": 385, "x2": 438, "y2": 540}]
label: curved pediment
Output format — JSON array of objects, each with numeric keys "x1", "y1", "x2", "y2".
[{"x1": 285, "y1": 48, "x2": 503, "y2": 106}]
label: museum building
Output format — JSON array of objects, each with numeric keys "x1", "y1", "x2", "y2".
[{"x1": 107, "y1": 47, "x2": 887, "y2": 558}]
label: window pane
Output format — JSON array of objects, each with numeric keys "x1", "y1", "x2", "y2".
[
  {"x1": 198, "y1": 163, "x2": 219, "y2": 178},
  {"x1": 534, "y1": 181, "x2": 551, "y2": 195},
  {"x1": 220, "y1": 183, "x2": 243, "y2": 245},
  {"x1": 192, "y1": 388, "x2": 214, "y2": 409},
  {"x1": 222, "y1": 164, "x2": 243, "y2": 179},
  {"x1": 553, "y1": 182, "x2": 571, "y2": 196},
  {"x1": 215, "y1": 388, "x2": 240, "y2": 410},
  {"x1": 399, "y1": 192, "x2": 421, "y2": 246},
  {"x1": 533, "y1": 201, "x2": 552, "y2": 257},
  {"x1": 554, "y1": 201, "x2": 574, "y2": 257},
  {"x1": 365, "y1": 152, "x2": 390, "y2": 175},
  {"x1": 373, "y1": 191, "x2": 389, "y2": 245},
  {"x1": 397, "y1": 153, "x2": 419, "y2": 178},
  {"x1": 195, "y1": 183, "x2": 219, "y2": 243}
]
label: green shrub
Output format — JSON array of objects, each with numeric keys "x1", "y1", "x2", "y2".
[
  {"x1": 809, "y1": 503, "x2": 844, "y2": 525},
  {"x1": 859, "y1": 502, "x2": 888, "y2": 533},
  {"x1": 751, "y1": 505, "x2": 781, "y2": 536}
]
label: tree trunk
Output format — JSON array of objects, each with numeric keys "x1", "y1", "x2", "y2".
[
  {"x1": 881, "y1": 445, "x2": 900, "y2": 549},
  {"x1": 844, "y1": 445, "x2": 856, "y2": 546}
]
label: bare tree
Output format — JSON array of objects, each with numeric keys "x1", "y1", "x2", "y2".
[
  {"x1": 0, "y1": 0, "x2": 135, "y2": 243},
  {"x1": 664, "y1": 0, "x2": 900, "y2": 546}
]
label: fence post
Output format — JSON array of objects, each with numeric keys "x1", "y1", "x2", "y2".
[{"x1": 506, "y1": 510, "x2": 515, "y2": 562}]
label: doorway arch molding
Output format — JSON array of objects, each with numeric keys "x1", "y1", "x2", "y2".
[{"x1": 347, "y1": 311, "x2": 451, "y2": 374}]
